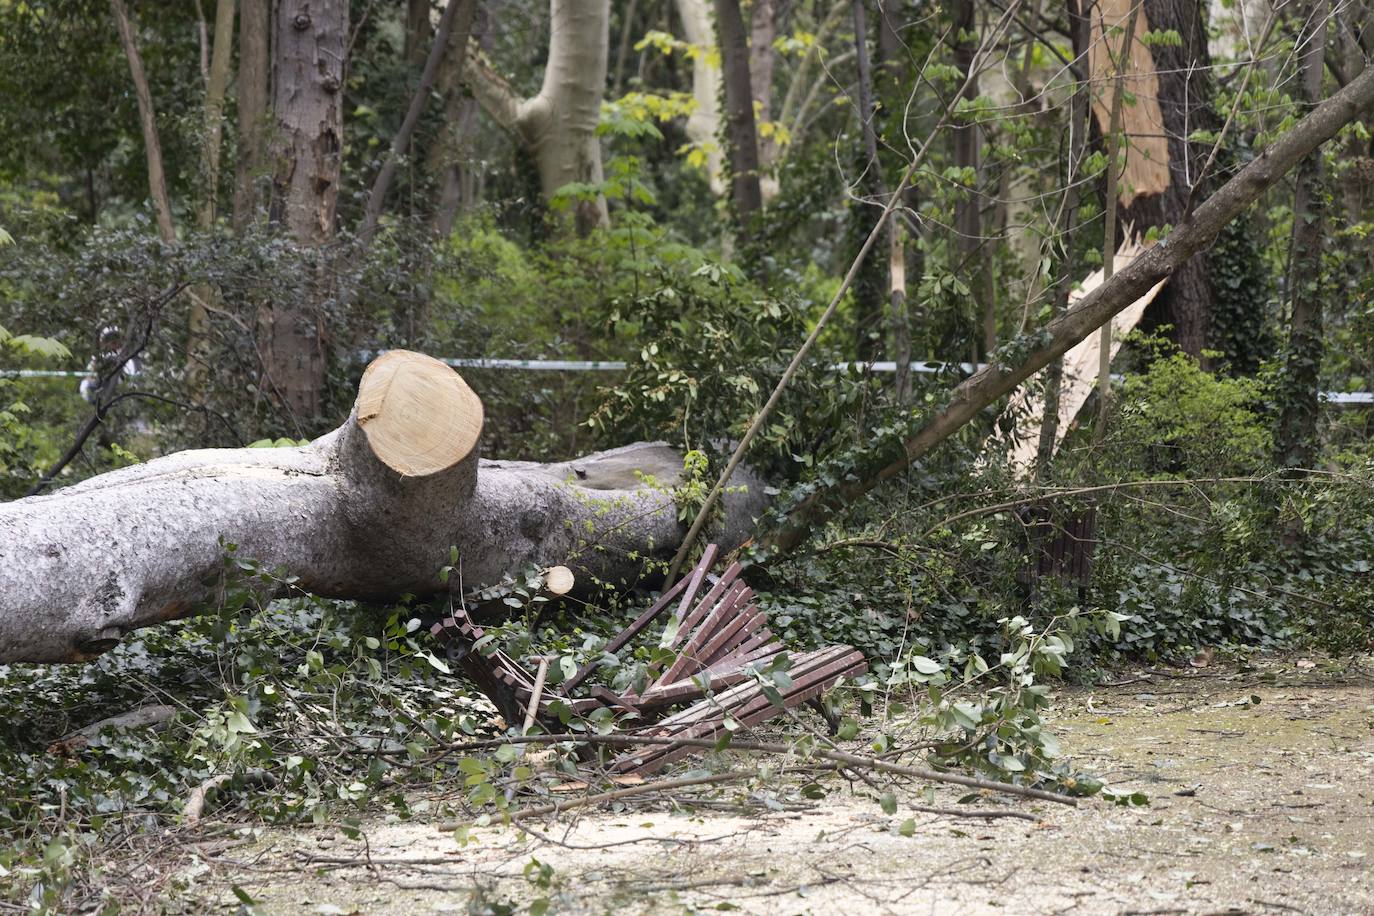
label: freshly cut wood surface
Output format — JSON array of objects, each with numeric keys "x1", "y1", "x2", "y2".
[{"x1": 357, "y1": 350, "x2": 483, "y2": 477}]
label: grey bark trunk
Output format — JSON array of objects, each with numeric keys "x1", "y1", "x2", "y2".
[
  {"x1": 0, "y1": 352, "x2": 766, "y2": 665},
  {"x1": 676, "y1": 0, "x2": 726, "y2": 195},
  {"x1": 232, "y1": 0, "x2": 270, "y2": 230},
  {"x1": 951, "y1": 0, "x2": 995, "y2": 357},
  {"x1": 265, "y1": 0, "x2": 347, "y2": 421},
  {"x1": 463, "y1": 0, "x2": 611, "y2": 233},
  {"x1": 714, "y1": 0, "x2": 764, "y2": 234},
  {"x1": 111, "y1": 0, "x2": 177, "y2": 246},
  {"x1": 1275, "y1": 0, "x2": 1330, "y2": 469}
]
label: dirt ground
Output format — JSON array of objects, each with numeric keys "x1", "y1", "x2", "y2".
[{"x1": 190, "y1": 656, "x2": 1374, "y2": 915}]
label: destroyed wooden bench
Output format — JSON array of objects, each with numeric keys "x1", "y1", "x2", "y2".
[{"x1": 430, "y1": 544, "x2": 867, "y2": 775}]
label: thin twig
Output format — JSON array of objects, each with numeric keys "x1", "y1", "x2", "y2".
[{"x1": 432, "y1": 732, "x2": 1078, "y2": 806}]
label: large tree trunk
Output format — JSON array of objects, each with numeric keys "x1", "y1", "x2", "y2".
[
  {"x1": 0, "y1": 352, "x2": 767, "y2": 665},
  {"x1": 1275, "y1": 0, "x2": 1330, "y2": 469},
  {"x1": 264, "y1": 0, "x2": 347, "y2": 422},
  {"x1": 232, "y1": 0, "x2": 270, "y2": 231},
  {"x1": 1082, "y1": 0, "x2": 1217, "y2": 358},
  {"x1": 463, "y1": 0, "x2": 610, "y2": 233},
  {"x1": 764, "y1": 61, "x2": 1374, "y2": 556}
]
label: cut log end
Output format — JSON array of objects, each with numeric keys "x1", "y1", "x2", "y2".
[
  {"x1": 545, "y1": 565, "x2": 575, "y2": 596},
  {"x1": 356, "y1": 350, "x2": 484, "y2": 478}
]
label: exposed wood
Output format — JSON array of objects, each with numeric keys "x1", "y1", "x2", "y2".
[
  {"x1": 1009, "y1": 241, "x2": 1168, "y2": 471},
  {"x1": 0, "y1": 353, "x2": 768, "y2": 665},
  {"x1": 1086, "y1": 0, "x2": 1169, "y2": 206}
]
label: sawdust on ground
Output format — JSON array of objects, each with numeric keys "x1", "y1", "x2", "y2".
[{"x1": 193, "y1": 656, "x2": 1374, "y2": 915}]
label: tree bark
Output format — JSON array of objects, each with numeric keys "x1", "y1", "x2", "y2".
[
  {"x1": 463, "y1": 0, "x2": 610, "y2": 233},
  {"x1": 764, "y1": 60, "x2": 1374, "y2": 555},
  {"x1": 676, "y1": 0, "x2": 726, "y2": 195},
  {"x1": 188, "y1": 0, "x2": 236, "y2": 403},
  {"x1": 951, "y1": 0, "x2": 995, "y2": 357},
  {"x1": 1083, "y1": 0, "x2": 1217, "y2": 358},
  {"x1": 232, "y1": 0, "x2": 270, "y2": 231},
  {"x1": 750, "y1": 0, "x2": 779, "y2": 197},
  {"x1": 110, "y1": 0, "x2": 177, "y2": 246},
  {"x1": 714, "y1": 0, "x2": 764, "y2": 235},
  {"x1": 0, "y1": 352, "x2": 768, "y2": 665},
  {"x1": 1275, "y1": 0, "x2": 1330, "y2": 469},
  {"x1": 359, "y1": 0, "x2": 476, "y2": 245},
  {"x1": 265, "y1": 0, "x2": 347, "y2": 422}
]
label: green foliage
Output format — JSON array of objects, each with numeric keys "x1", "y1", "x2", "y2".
[{"x1": 1108, "y1": 338, "x2": 1273, "y2": 477}]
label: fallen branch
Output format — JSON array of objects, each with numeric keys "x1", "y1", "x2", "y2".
[{"x1": 432, "y1": 732, "x2": 1079, "y2": 806}]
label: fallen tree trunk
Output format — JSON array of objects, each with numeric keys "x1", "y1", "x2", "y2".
[
  {"x1": 763, "y1": 61, "x2": 1374, "y2": 555},
  {"x1": 0, "y1": 351, "x2": 766, "y2": 664}
]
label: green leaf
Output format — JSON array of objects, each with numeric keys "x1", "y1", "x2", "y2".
[
  {"x1": 880, "y1": 791, "x2": 897, "y2": 815},
  {"x1": 898, "y1": 818, "x2": 916, "y2": 837},
  {"x1": 910, "y1": 655, "x2": 942, "y2": 675}
]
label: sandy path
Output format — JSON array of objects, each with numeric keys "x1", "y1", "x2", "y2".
[{"x1": 204, "y1": 659, "x2": 1373, "y2": 915}]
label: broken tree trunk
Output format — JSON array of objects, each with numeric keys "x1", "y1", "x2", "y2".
[
  {"x1": 763, "y1": 61, "x2": 1374, "y2": 556},
  {"x1": 0, "y1": 351, "x2": 766, "y2": 665}
]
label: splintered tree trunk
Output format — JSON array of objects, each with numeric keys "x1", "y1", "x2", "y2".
[
  {"x1": 1081, "y1": 0, "x2": 1217, "y2": 358},
  {"x1": 0, "y1": 352, "x2": 767, "y2": 665},
  {"x1": 266, "y1": 0, "x2": 346, "y2": 421},
  {"x1": 763, "y1": 62, "x2": 1374, "y2": 556}
]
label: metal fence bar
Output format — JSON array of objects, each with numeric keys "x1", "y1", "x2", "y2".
[{"x1": 4, "y1": 359, "x2": 1371, "y2": 405}]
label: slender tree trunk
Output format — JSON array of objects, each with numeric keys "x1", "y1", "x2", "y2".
[
  {"x1": 676, "y1": 0, "x2": 726, "y2": 195},
  {"x1": 265, "y1": 0, "x2": 347, "y2": 422},
  {"x1": 851, "y1": 0, "x2": 908, "y2": 398},
  {"x1": 750, "y1": 0, "x2": 778, "y2": 197},
  {"x1": 763, "y1": 61, "x2": 1374, "y2": 556},
  {"x1": 611, "y1": 0, "x2": 640, "y2": 96},
  {"x1": 110, "y1": 0, "x2": 176, "y2": 246},
  {"x1": 359, "y1": 0, "x2": 476, "y2": 245},
  {"x1": 405, "y1": 0, "x2": 431, "y2": 65},
  {"x1": 1035, "y1": 3, "x2": 1091, "y2": 479},
  {"x1": 187, "y1": 0, "x2": 236, "y2": 403},
  {"x1": 232, "y1": 0, "x2": 270, "y2": 231},
  {"x1": 714, "y1": 0, "x2": 764, "y2": 236},
  {"x1": 1275, "y1": 0, "x2": 1330, "y2": 469},
  {"x1": 951, "y1": 0, "x2": 996, "y2": 357},
  {"x1": 463, "y1": 0, "x2": 610, "y2": 233}
]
